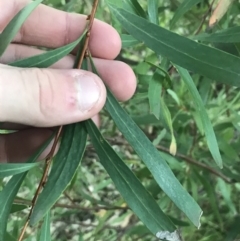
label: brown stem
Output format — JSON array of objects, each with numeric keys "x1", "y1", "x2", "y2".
[
  {"x1": 18, "y1": 127, "x2": 63, "y2": 241},
  {"x1": 195, "y1": 0, "x2": 215, "y2": 35},
  {"x1": 77, "y1": 0, "x2": 99, "y2": 69},
  {"x1": 103, "y1": 137, "x2": 232, "y2": 184},
  {"x1": 156, "y1": 145, "x2": 232, "y2": 183},
  {"x1": 18, "y1": 1, "x2": 99, "y2": 240}
]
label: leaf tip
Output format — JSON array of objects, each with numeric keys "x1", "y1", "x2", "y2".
[{"x1": 197, "y1": 210, "x2": 203, "y2": 229}]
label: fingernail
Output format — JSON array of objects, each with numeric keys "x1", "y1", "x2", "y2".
[{"x1": 74, "y1": 74, "x2": 101, "y2": 112}]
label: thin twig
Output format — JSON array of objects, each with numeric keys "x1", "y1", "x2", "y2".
[
  {"x1": 14, "y1": 198, "x2": 129, "y2": 211},
  {"x1": 155, "y1": 145, "x2": 232, "y2": 183},
  {"x1": 77, "y1": 0, "x2": 99, "y2": 69},
  {"x1": 103, "y1": 137, "x2": 232, "y2": 184},
  {"x1": 18, "y1": 1, "x2": 99, "y2": 240},
  {"x1": 18, "y1": 126, "x2": 63, "y2": 241},
  {"x1": 63, "y1": 191, "x2": 75, "y2": 204}
]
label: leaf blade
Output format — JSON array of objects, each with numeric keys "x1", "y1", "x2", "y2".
[
  {"x1": 176, "y1": 65, "x2": 222, "y2": 168},
  {"x1": 123, "y1": 0, "x2": 147, "y2": 18},
  {"x1": 148, "y1": 72, "x2": 162, "y2": 120},
  {"x1": 89, "y1": 57, "x2": 202, "y2": 228},
  {"x1": 193, "y1": 26, "x2": 240, "y2": 43},
  {"x1": 121, "y1": 34, "x2": 140, "y2": 47},
  {"x1": 9, "y1": 31, "x2": 86, "y2": 68},
  {"x1": 30, "y1": 123, "x2": 87, "y2": 226},
  {"x1": 0, "y1": 134, "x2": 54, "y2": 240},
  {"x1": 85, "y1": 119, "x2": 177, "y2": 235},
  {"x1": 110, "y1": 6, "x2": 240, "y2": 87},
  {"x1": 39, "y1": 212, "x2": 51, "y2": 241},
  {"x1": 170, "y1": 0, "x2": 202, "y2": 28},
  {"x1": 0, "y1": 0, "x2": 42, "y2": 57},
  {"x1": 148, "y1": 0, "x2": 159, "y2": 24},
  {"x1": 0, "y1": 163, "x2": 40, "y2": 178}
]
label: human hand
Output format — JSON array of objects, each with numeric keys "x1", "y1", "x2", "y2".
[{"x1": 0, "y1": 0, "x2": 136, "y2": 163}]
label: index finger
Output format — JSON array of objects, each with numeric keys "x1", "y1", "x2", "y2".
[{"x1": 0, "y1": 0, "x2": 121, "y2": 59}]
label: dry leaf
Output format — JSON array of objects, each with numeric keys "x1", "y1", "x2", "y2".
[{"x1": 209, "y1": 0, "x2": 235, "y2": 27}]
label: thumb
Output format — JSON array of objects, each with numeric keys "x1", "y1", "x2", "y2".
[{"x1": 0, "y1": 65, "x2": 106, "y2": 127}]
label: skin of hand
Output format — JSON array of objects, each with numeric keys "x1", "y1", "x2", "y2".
[{"x1": 0, "y1": 0, "x2": 136, "y2": 163}]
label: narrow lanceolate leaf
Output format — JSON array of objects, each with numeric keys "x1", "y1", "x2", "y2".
[
  {"x1": 109, "y1": 6, "x2": 240, "y2": 87},
  {"x1": 193, "y1": 26, "x2": 240, "y2": 43},
  {"x1": 159, "y1": 93, "x2": 177, "y2": 156},
  {"x1": 123, "y1": 0, "x2": 147, "y2": 18},
  {"x1": 0, "y1": 163, "x2": 40, "y2": 178},
  {"x1": 89, "y1": 57, "x2": 202, "y2": 228},
  {"x1": 85, "y1": 120, "x2": 178, "y2": 236},
  {"x1": 0, "y1": 134, "x2": 54, "y2": 240},
  {"x1": 39, "y1": 212, "x2": 51, "y2": 241},
  {"x1": 10, "y1": 31, "x2": 86, "y2": 68},
  {"x1": 148, "y1": 0, "x2": 159, "y2": 24},
  {"x1": 0, "y1": 0, "x2": 42, "y2": 57},
  {"x1": 30, "y1": 123, "x2": 87, "y2": 226},
  {"x1": 121, "y1": 34, "x2": 140, "y2": 47},
  {"x1": 10, "y1": 204, "x2": 28, "y2": 214},
  {"x1": 148, "y1": 69, "x2": 177, "y2": 155},
  {"x1": 176, "y1": 65, "x2": 222, "y2": 168},
  {"x1": 170, "y1": 0, "x2": 202, "y2": 28},
  {"x1": 194, "y1": 171, "x2": 223, "y2": 228},
  {"x1": 148, "y1": 71, "x2": 162, "y2": 120}
]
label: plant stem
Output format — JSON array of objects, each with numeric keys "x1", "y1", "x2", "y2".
[
  {"x1": 102, "y1": 137, "x2": 232, "y2": 183},
  {"x1": 77, "y1": 0, "x2": 99, "y2": 69},
  {"x1": 18, "y1": 1, "x2": 99, "y2": 240}
]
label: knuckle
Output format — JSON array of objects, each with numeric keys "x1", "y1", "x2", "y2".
[
  {"x1": 34, "y1": 69, "x2": 56, "y2": 123},
  {"x1": 63, "y1": 12, "x2": 71, "y2": 45}
]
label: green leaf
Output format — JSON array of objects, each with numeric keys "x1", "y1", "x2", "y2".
[
  {"x1": 148, "y1": 71, "x2": 162, "y2": 120},
  {"x1": 159, "y1": 93, "x2": 177, "y2": 156},
  {"x1": 123, "y1": 0, "x2": 147, "y2": 18},
  {"x1": 148, "y1": 0, "x2": 159, "y2": 24},
  {"x1": 110, "y1": 6, "x2": 240, "y2": 87},
  {"x1": 148, "y1": 69, "x2": 177, "y2": 155},
  {"x1": 225, "y1": 216, "x2": 240, "y2": 241},
  {"x1": 176, "y1": 65, "x2": 222, "y2": 168},
  {"x1": 171, "y1": 0, "x2": 202, "y2": 28},
  {"x1": 0, "y1": 163, "x2": 40, "y2": 178},
  {"x1": 5, "y1": 233, "x2": 16, "y2": 241},
  {"x1": 0, "y1": 0, "x2": 42, "y2": 57},
  {"x1": 167, "y1": 89, "x2": 180, "y2": 106},
  {"x1": 85, "y1": 119, "x2": 177, "y2": 236},
  {"x1": 146, "y1": 61, "x2": 173, "y2": 89},
  {"x1": 39, "y1": 212, "x2": 51, "y2": 241},
  {"x1": 193, "y1": 26, "x2": 240, "y2": 43},
  {"x1": 194, "y1": 171, "x2": 223, "y2": 229},
  {"x1": 89, "y1": 56, "x2": 202, "y2": 228},
  {"x1": 30, "y1": 123, "x2": 87, "y2": 226},
  {"x1": 10, "y1": 204, "x2": 28, "y2": 214},
  {"x1": 217, "y1": 178, "x2": 237, "y2": 215},
  {"x1": 106, "y1": 0, "x2": 123, "y2": 8},
  {"x1": 0, "y1": 134, "x2": 54, "y2": 240},
  {"x1": 121, "y1": 34, "x2": 140, "y2": 47},
  {"x1": 10, "y1": 30, "x2": 86, "y2": 68}
]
